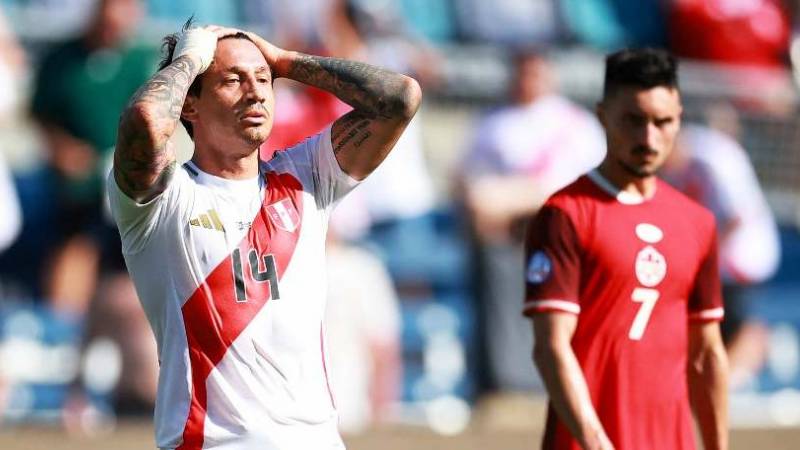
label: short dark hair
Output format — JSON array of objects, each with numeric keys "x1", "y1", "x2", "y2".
[
  {"x1": 603, "y1": 48, "x2": 678, "y2": 99},
  {"x1": 158, "y1": 18, "x2": 253, "y2": 139}
]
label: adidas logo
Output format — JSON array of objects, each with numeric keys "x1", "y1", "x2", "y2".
[{"x1": 189, "y1": 209, "x2": 225, "y2": 232}]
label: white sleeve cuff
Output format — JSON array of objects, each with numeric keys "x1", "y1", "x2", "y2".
[
  {"x1": 523, "y1": 299, "x2": 581, "y2": 315},
  {"x1": 689, "y1": 307, "x2": 725, "y2": 321}
]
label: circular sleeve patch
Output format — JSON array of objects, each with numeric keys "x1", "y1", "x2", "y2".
[{"x1": 526, "y1": 250, "x2": 552, "y2": 284}]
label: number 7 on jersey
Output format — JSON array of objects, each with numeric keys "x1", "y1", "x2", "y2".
[{"x1": 629, "y1": 287, "x2": 659, "y2": 340}]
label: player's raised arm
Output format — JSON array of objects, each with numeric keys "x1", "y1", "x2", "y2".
[
  {"x1": 114, "y1": 27, "x2": 220, "y2": 203},
  {"x1": 688, "y1": 321, "x2": 729, "y2": 450},
  {"x1": 532, "y1": 314, "x2": 615, "y2": 450},
  {"x1": 245, "y1": 32, "x2": 421, "y2": 181}
]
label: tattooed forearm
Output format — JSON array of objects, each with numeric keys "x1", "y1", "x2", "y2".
[
  {"x1": 279, "y1": 50, "x2": 421, "y2": 179},
  {"x1": 288, "y1": 55, "x2": 418, "y2": 120},
  {"x1": 115, "y1": 55, "x2": 201, "y2": 201},
  {"x1": 128, "y1": 55, "x2": 199, "y2": 126}
]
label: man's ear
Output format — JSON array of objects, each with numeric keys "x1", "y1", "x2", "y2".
[
  {"x1": 181, "y1": 96, "x2": 198, "y2": 122},
  {"x1": 595, "y1": 101, "x2": 606, "y2": 127}
]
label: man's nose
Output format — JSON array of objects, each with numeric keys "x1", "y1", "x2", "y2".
[
  {"x1": 244, "y1": 78, "x2": 266, "y2": 103},
  {"x1": 641, "y1": 122, "x2": 659, "y2": 149}
]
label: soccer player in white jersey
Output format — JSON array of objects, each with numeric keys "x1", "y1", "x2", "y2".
[{"x1": 106, "y1": 22, "x2": 420, "y2": 450}]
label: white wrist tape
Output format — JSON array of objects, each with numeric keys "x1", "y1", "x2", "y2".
[{"x1": 173, "y1": 28, "x2": 217, "y2": 73}]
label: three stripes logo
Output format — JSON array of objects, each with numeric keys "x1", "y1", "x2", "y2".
[{"x1": 189, "y1": 209, "x2": 225, "y2": 232}]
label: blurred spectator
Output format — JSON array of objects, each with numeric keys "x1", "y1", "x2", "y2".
[
  {"x1": 28, "y1": 0, "x2": 157, "y2": 416},
  {"x1": 0, "y1": 6, "x2": 22, "y2": 256},
  {"x1": 669, "y1": 0, "x2": 790, "y2": 68},
  {"x1": 458, "y1": 50, "x2": 605, "y2": 391},
  {"x1": 266, "y1": 0, "x2": 331, "y2": 50},
  {"x1": 324, "y1": 229, "x2": 402, "y2": 433},
  {"x1": 30, "y1": 0, "x2": 157, "y2": 315},
  {"x1": 559, "y1": 0, "x2": 667, "y2": 49},
  {"x1": 0, "y1": 4, "x2": 24, "y2": 422},
  {"x1": 321, "y1": 0, "x2": 442, "y2": 284},
  {"x1": 662, "y1": 122, "x2": 781, "y2": 389},
  {"x1": 669, "y1": 0, "x2": 793, "y2": 113}
]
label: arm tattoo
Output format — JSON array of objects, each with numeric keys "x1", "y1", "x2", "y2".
[
  {"x1": 330, "y1": 111, "x2": 373, "y2": 155},
  {"x1": 115, "y1": 55, "x2": 199, "y2": 200},
  {"x1": 288, "y1": 55, "x2": 413, "y2": 120}
]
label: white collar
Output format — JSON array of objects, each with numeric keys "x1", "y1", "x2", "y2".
[
  {"x1": 184, "y1": 160, "x2": 262, "y2": 191},
  {"x1": 586, "y1": 170, "x2": 651, "y2": 205}
]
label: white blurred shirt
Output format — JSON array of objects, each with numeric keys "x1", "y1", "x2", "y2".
[
  {"x1": 663, "y1": 124, "x2": 780, "y2": 284},
  {"x1": 463, "y1": 94, "x2": 606, "y2": 198}
]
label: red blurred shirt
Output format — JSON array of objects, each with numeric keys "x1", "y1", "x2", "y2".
[{"x1": 670, "y1": 0, "x2": 790, "y2": 68}]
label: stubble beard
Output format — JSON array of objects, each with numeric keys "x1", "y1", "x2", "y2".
[
  {"x1": 239, "y1": 124, "x2": 271, "y2": 148},
  {"x1": 619, "y1": 159, "x2": 656, "y2": 179}
]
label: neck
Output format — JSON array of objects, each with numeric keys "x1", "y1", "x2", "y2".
[
  {"x1": 191, "y1": 142, "x2": 260, "y2": 180},
  {"x1": 596, "y1": 158, "x2": 658, "y2": 200}
]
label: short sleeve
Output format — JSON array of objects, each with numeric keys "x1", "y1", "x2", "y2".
[
  {"x1": 274, "y1": 125, "x2": 360, "y2": 212},
  {"x1": 314, "y1": 125, "x2": 360, "y2": 209},
  {"x1": 523, "y1": 206, "x2": 582, "y2": 316},
  {"x1": 688, "y1": 229, "x2": 725, "y2": 321},
  {"x1": 106, "y1": 168, "x2": 191, "y2": 254}
]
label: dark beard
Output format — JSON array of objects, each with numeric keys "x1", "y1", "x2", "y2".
[
  {"x1": 620, "y1": 145, "x2": 659, "y2": 178},
  {"x1": 619, "y1": 160, "x2": 654, "y2": 178}
]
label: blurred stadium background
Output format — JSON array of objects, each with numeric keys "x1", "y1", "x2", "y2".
[{"x1": 0, "y1": 0, "x2": 799, "y2": 449}]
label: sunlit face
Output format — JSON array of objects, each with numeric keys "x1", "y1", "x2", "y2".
[
  {"x1": 597, "y1": 85, "x2": 682, "y2": 178},
  {"x1": 186, "y1": 38, "x2": 275, "y2": 154}
]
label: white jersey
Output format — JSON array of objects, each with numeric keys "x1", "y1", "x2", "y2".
[{"x1": 107, "y1": 127, "x2": 358, "y2": 450}]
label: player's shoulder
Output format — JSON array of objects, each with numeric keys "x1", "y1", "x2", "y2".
[
  {"x1": 531, "y1": 176, "x2": 599, "y2": 235},
  {"x1": 262, "y1": 146, "x2": 304, "y2": 178},
  {"x1": 260, "y1": 149, "x2": 312, "y2": 195},
  {"x1": 656, "y1": 178, "x2": 716, "y2": 226},
  {"x1": 178, "y1": 161, "x2": 204, "y2": 184},
  {"x1": 544, "y1": 175, "x2": 600, "y2": 213}
]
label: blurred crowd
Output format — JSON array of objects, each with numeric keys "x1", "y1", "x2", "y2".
[{"x1": 0, "y1": 0, "x2": 799, "y2": 434}]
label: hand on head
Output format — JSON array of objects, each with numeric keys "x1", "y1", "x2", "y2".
[
  {"x1": 172, "y1": 26, "x2": 218, "y2": 73},
  {"x1": 174, "y1": 25, "x2": 290, "y2": 78}
]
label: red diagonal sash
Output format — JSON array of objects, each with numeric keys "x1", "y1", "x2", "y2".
[{"x1": 177, "y1": 172, "x2": 303, "y2": 450}]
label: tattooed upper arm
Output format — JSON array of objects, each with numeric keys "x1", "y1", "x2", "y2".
[
  {"x1": 114, "y1": 55, "x2": 200, "y2": 203},
  {"x1": 288, "y1": 55, "x2": 422, "y2": 181}
]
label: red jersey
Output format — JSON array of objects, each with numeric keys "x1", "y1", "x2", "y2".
[{"x1": 523, "y1": 171, "x2": 724, "y2": 450}]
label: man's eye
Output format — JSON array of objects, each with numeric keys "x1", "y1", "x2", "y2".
[
  {"x1": 225, "y1": 78, "x2": 240, "y2": 84},
  {"x1": 626, "y1": 116, "x2": 645, "y2": 126},
  {"x1": 655, "y1": 118, "x2": 673, "y2": 127}
]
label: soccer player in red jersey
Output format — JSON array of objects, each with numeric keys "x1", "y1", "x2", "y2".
[{"x1": 523, "y1": 49, "x2": 729, "y2": 450}]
